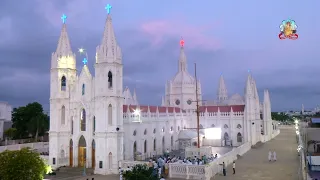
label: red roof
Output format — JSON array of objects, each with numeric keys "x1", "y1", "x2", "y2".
[
  {"x1": 123, "y1": 105, "x2": 183, "y2": 113},
  {"x1": 199, "y1": 105, "x2": 245, "y2": 112}
]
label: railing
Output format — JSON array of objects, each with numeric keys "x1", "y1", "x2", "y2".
[
  {"x1": 169, "y1": 142, "x2": 251, "y2": 180},
  {"x1": 120, "y1": 160, "x2": 148, "y2": 169}
]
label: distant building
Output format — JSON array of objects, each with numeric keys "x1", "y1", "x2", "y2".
[{"x1": 0, "y1": 102, "x2": 12, "y2": 140}]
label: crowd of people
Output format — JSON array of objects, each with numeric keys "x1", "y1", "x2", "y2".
[{"x1": 119, "y1": 149, "x2": 222, "y2": 180}]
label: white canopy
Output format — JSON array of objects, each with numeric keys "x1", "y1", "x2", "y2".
[{"x1": 178, "y1": 130, "x2": 204, "y2": 140}]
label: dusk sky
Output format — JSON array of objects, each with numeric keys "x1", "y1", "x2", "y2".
[{"x1": 0, "y1": 0, "x2": 319, "y2": 112}]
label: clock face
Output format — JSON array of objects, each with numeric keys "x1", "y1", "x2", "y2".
[
  {"x1": 187, "y1": 99, "x2": 192, "y2": 105},
  {"x1": 175, "y1": 99, "x2": 180, "y2": 105}
]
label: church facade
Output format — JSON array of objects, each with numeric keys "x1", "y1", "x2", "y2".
[{"x1": 48, "y1": 12, "x2": 274, "y2": 175}]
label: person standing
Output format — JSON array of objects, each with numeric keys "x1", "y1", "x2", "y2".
[
  {"x1": 232, "y1": 161, "x2": 236, "y2": 174},
  {"x1": 158, "y1": 166, "x2": 162, "y2": 178},
  {"x1": 273, "y1": 151, "x2": 277, "y2": 161},
  {"x1": 119, "y1": 167, "x2": 123, "y2": 180},
  {"x1": 268, "y1": 151, "x2": 272, "y2": 162},
  {"x1": 220, "y1": 162, "x2": 226, "y2": 176}
]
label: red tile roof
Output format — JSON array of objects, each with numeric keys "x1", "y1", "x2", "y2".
[
  {"x1": 123, "y1": 105, "x2": 183, "y2": 113},
  {"x1": 199, "y1": 105, "x2": 245, "y2": 112},
  {"x1": 122, "y1": 105, "x2": 244, "y2": 114}
]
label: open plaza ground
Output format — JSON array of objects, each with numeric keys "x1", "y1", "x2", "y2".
[{"x1": 44, "y1": 126, "x2": 299, "y2": 180}]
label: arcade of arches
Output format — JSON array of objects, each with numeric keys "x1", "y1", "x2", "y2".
[{"x1": 132, "y1": 135, "x2": 174, "y2": 160}]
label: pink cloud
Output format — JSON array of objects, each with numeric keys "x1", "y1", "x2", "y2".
[{"x1": 140, "y1": 19, "x2": 221, "y2": 50}]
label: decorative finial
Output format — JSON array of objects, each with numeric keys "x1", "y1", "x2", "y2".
[
  {"x1": 105, "y1": 4, "x2": 112, "y2": 14},
  {"x1": 61, "y1": 14, "x2": 67, "y2": 24},
  {"x1": 180, "y1": 37, "x2": 185, "y2": 47},
  {"x1": 83, "y1": 58, "x2": 88, "y2": 65}
]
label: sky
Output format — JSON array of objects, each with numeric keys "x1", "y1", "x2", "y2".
[{"x1": 0, "y1": 0, "x2": 319, "y2": 112}]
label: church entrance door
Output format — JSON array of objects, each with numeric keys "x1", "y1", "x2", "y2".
[
  {"x1": 92, "y1": 140, "x2": 96, "y2": 168},
  {"x1": 69, "y1": 139, "x2": 73, "y2": 167},
  {"x1": 78, "y1": 135, "x2": 87, "y2": 167}
]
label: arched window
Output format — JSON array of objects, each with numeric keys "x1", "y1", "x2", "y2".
[
  {"x1": 93, "y1": 116, "x2": 96, "y2": 133},
  {"x1": 178, "y1": 126, "x2": 180, "y2": 131},
  {"x1": 144, "y1": 140, "x2": 147, "y2": 153},
  {"x1": 133, "y1": 130, "x2": 137, "y2": 136},
  {"x1": 71, "y1": 117, "x2": 74, "y2": 135},
  {"x1": 61, "y1": 76, "x2": 66, "y2": 91},
  {"x1": 162, "y1": 127, "x2": 165, "y2": 132},
  {"x1": 108, "y1": 104, "x2": 112, "y2": 125},
  {"x1": 80, "y1": 109, "x2": 86, "y2": 131},
  {"x1": 82, "y1": 84, "x2": 85, "y2": 95},
  {"x1": 144, "y1": 129, "x2": 147, "y2": 135},
  {"x1": 61, "y1": 106, "x2": 65, "y2": 125},
  {"x1": 153, "y1": 139, "x2": 156, "y2": 151},
  {"x1": 153, "y1": 129, "x2": 156, "y2": 134},
  {"x1": 237, "y1": 124, "x2": 242, "y2": 129},
  {"x1": 171, "y1": 136, "x2": 174, "y2": 147},
  {"x1": 211, "y1": 124, "x2": 215, "y2": 127},
  {"x1": 224, "y1": 124, "x2": 228, "y2": 129},
  {"x1": 108, "y1": 71, "x2": 113, "y2": 88},
  {"x1": 237, "y1": 132, "x2": 242, "y2": 142},
  {"x1": 170, "y1": 126, "x2": 173, "y2": 131},
  {"x1": 224, "y1": 132, "x2": 229, "y2": 140}
]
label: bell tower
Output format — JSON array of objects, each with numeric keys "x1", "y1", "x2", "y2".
[
  {"x1": 49, "y1": 14, "x2": 76, "y2": 168},
  {"x1": 93, "y1": 4, "x2": 124, "y2": 174}
]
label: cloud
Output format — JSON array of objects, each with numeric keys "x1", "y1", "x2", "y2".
[{"x1": 139, "y1": 19, "x2": 221, "y2": 50}]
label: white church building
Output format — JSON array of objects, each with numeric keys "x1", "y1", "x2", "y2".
[{"x1": 48, "y1": 10, "x2": 275, "y2": 175}]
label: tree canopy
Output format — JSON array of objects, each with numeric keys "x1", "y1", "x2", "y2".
[
  {"x1": 0, "y1": 148, "x2": 47, "y2": 180},
  {"x1": 271, "y1": 112, "x2": 293, "y2": 122},
  {"x1": 11, "y1": 102, "x2": 49, "y2": 139},
  {"x1": 123, "y1": 164, "x2": 158, "y2": 180}
]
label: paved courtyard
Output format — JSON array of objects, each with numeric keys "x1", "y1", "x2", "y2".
[
  {"x1": 45, "y1": 127, "x2": 299, "y2": 180},
  {"x1": 213, "y1": 127, "x2": 299, "y2": 180}
]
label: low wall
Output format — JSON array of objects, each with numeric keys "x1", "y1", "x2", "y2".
[
  {"x1": 185, "y1": 146, "x2": 213, "y2": 158},
  {"x1": 119, "y1": 160, "x2": 148, "y2": 169},
  {"x1": 169, "y1": 142, "x2": 251, "y2": 180},
  {"x1": 0, "y1": 142, "x2": 49, "y2": 153}
]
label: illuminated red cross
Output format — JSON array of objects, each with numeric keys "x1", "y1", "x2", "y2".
[{"x1": 180, "y1": 38, "x2": 185, "y2": 47}]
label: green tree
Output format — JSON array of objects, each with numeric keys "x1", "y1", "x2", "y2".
[
  {"x1": 271, "y1": 112, "x2": 291, "y2": 121},
  {"x1": 12, "y1": 102, "x2": 49, "y2": 139},
  {"x1": 123, "y1": 164, "x2": 158, "y2": 180},
  {"x1": 4, "y1": 128, "x2": 17, "y2": 139},
  {"x1": 0, "y1": 148, "x2": 47, "y2": 180}
]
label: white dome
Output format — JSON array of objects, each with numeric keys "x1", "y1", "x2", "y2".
[
  {"x1": 172, "y1": 71, "x2": 195, "y2": 84},
  {"x1": 228, "y1": 93, "x2": 244, "y2": 105}
]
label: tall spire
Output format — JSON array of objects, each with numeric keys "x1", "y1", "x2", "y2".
[
  {"x1": 56, "y1": 23, "x2": 72, "y2": 57},
  {"x1": 96, "y1": 5, "x2": 122, "y2": 63},
  {"x1": 133, "y1": 89, "x2": 138, "y2": 105},
  {"x1": 217, "y1": 75, "x2": 228, "y2": 102},
  {"x1": 245, "y1": 74, "x2": 253, "y2": 97},
  {"x1": 178, "y1": 38, "x2": 187, "y2": 72}
]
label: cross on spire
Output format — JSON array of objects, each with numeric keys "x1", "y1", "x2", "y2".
[
  {"x1": 180, "y1": 38, "x2": 185, "y2": 47},
  {"x1": 105, "y1": 4, "x2": 112, "y2": 14},
  {"x1": 83, "y1": 58, "x2": 88, "y2": 65},
  {"x1": 61, "y1": 14, "x2": 67, "y2": 24}
]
